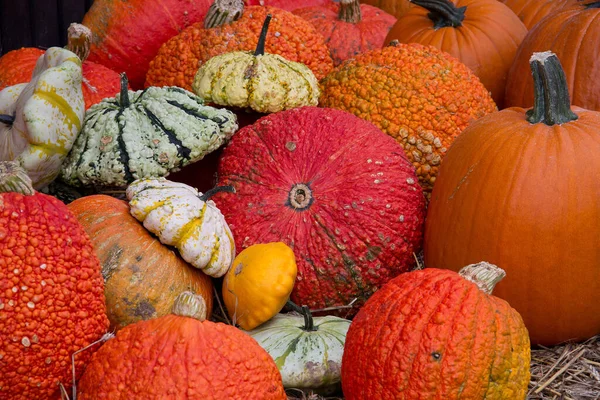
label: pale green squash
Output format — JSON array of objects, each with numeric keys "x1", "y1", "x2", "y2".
[
  {"x1": 247, "y1": 304, "x2": 350, "y2": 395},
  {"x1": 60, "y1": 74, "x2": 237, "y2": 188}
]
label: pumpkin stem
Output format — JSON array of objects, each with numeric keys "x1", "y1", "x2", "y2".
[
  {"x1": 339, "y1": 0, "x2": 362, "y2": 24},
  {"x1": 204, "y1": 0, "x2": 245, "y2": 29},
  {"x1": 254, "y1": 14, "x2": 273, "y2": 56},
  {"x1": 119, "y1": 73, "x2": 130, "y2": 108},
  {"x1": 0, "y1": 161, "x2": 35, "y2": 195},
  {"x1": 0, "y1": 114, "x2": 15, "y2": 126},
  {"x1": 287, "y1": 183, "x2": 313, "y2": 211},
  {"x1": 286, "y1": 301, "x2": 318, "y2": 331},
  {"x1": 458, "y1": 262, "x2": 506, "y2": 295},
  {"x1": 66, "y1": 23, "x2": 92, "y2": 62},
  {"x1": 526, "y1": 51, "x2": 578, "y2": 126},
  {"x1": 585, "y1": 2, "x2": 600, "y2": 9},
  {"x1": 410, "y1": 0, "x2": 466, "y2": 29},
  {"x1": 172, "y1": 291, "x2": 208, "y2": 321},
  {"x1": 199, "y1": 185, "x2": 236, "y2": 202}
]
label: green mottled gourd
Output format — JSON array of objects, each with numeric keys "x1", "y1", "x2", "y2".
[
  {"x1": 192, "y1": 14, "x2": 320, "y2": 113},
  {"x1": 60, "y1": 74, "x2": 237, "y2": 188},
  {"x1": 247, "y1": 303, "x2": 351, "y2": 395}
]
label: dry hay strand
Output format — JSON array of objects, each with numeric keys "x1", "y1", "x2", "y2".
[{"x1": 529, "y1": 335, "x2": 600, "y2": 399}]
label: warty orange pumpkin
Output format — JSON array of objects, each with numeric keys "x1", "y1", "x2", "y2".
[
  {"x1": 385, "y1": 0, "x2": 527, "y2": 108},
  {"x1": 67, "y1": 195, "x2": 214, "y2": 331},
  {"x1": 0, "y1": 162, "x2": 109, "y2": 399},
  {"x1": 145, "y1": 1, "x2": 334, "y2": 91},
  {"x1": 293, "y1": 0, "x2": 397, "y2": 66},
  {"x1": 425, "y1": 51, "x2": 600, "y2": 346},
  {"x1": 504, "y1": 1, "x2": 600, "y2": 111},
  {"x1": 319, "y1": 42, "x2": 497, "y2": 196},
  {"x1": 342, "y1": 262, "x2": 530, "y2": 399}
]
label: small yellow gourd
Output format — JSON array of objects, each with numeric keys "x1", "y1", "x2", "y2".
[{"x1": 222, "y1": 242, "x2": 297, "y2": 330}]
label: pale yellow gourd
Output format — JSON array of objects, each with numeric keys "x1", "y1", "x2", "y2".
[
  {"x1": 0, "y1": 47, "x2": 84, "y2": 189},
  {"x1": 222, "y1": 242, "x2": 297, "y2": 330}
]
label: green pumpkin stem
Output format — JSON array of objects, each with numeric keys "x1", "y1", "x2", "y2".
[
  {"x1": 172, "y1": 291, "x2": 208, "y2": 321},
  {"x1": 204, "y1": 0, "x2": 245, "y2": 29},
  {"x1": 286, "y1": 301, "x2": 318, "y2": 331},
  {"x1": 410, "y1": 0, "x2": 466, "y2": 29},
  {"x1": 458, "y1": 262, "x2": 505, "y2": 295},
  {"x1": 339, "y1": 0, "x2": 362, "y2": 24},
  {"x1": 0, "y1": 161, "x2": 35, "y2": 196},
  {"x1": 119, "y1": 73, "x2": 130, "y2": 108},
  {"x1": 199, "y1": 185, "x2": 236, "y2": 202},
  {"x1": 0, "y1": 114, "x2": 15, "y2": 126},
  {"x1": 66, "y1": 23, "x2": 92, "y2": 62},
  {"x1": 255, "y1": 14, "x2": 273, "y2": 56},
  {"x1": 526, "y1": 51, "x2": 578, "y2": 126}
]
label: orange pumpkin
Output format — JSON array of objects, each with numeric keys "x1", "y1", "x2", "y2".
[
  {"x1": 385, "y1": 0, "x2": 527, "y2": 108},
  {"x1": 501, "y1": 0, "x2": 577, "y2": 29},
  {"x1": 77, "y1": 292, "x2": 286, "y2": 399},
  {"x1": 145, "y1": 2, "x2": 334, "y2": 91},
  {"x1": 425, "y1": 51, "x2": 600, "y2": 345},
  {"x1": 505, "y1": 2, "x2": 600, "y2": 111},
  {"x1": 293, "y1": 0, "x2": 397, "y2": 66},
  {"x1": 360, "y1": 0, "x2": 413, "y2": 18},
  {"x1": 67, "y1": 195, "x2": 214, "y2": 331}
]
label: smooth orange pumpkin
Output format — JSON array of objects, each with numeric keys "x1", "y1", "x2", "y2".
[
  {"x1": 360, "y1": 0, "x2": 413, "y2": 18},
  {"x1": 385, "y1": 0, "x2": 527, "y2": 108},
  {"x1": 505, "y1": 2, "x2": 600, "y2": 111},
  {"x1": 425, "y1": 51, "x2": 600, "y2": 346},
  {"x1": 501, "y1": 0, "x2": 577, "y2": 29},
  {"x1": 67, "y1": 195, "x2": 213, "y2": 331}
]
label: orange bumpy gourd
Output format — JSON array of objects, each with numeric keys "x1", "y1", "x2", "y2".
[
  {"x1": 145, "y1": 3, "x2": 333, "y2": 91},
  {"x1": 319, "y1": 42, "x2": 496, "y2": 196},
  {"x1": 0, "y1": 162, "x2": 109, "y2": 399}
]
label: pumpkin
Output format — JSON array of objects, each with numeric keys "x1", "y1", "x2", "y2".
[
  {"x1": 244, "y1": 0, "x2": 330, "y2": 11},
  {"x1": 501, "y1": 0, "x2": 577, "y2": 29},
  {"x1": 192, "y1": 14, "x2": 320, "y2": 113},
  {"x1": 384, "y1": 0, "x2": 527, "y2": 108},
  {"x1": 248, "y1": 303, "x2": 351, "y2": 394},
  {"x1": 360, "y1": 0, "x2": 413, "y2": 18},
  {"x1": 145, "y1": 1, "x2": 334, "y2": 91},
  {"x1": 214, "y1": 107, "x2": 426, "y2": 313},
  {"x1": 67, "y1": 194, "x2": 214, "y2": 331},
  {"x1": 126, "y1": 178, "x2": 236, "y2": 278},
  {"x1": 424, "y1": 51, "x2": 600, "y2": 346},
  {"x1": 319, "y1": 42, "x2": 497, "y2": 196},
  {"x1": 341, "y1": 262, "x2": 531, "y2": 399},
  {"x1": 59, "y1": 74, "x2": 237, "y2": 189},
  {"x1": 0, "y1": 47, "x2": 84, "y2": 190},
  {"x1": 0, "y1": 25, "x2": 123, "y2": 110},
  {"x1": 222, "y1": 242, "x2": 297, "y2": 330},
  {"x1": 81, "y1": 0, "x2": 213, "y2": 89},
  {"x1": 0, "y1": 161, "x2": 109, "y2": 399},
  {"x1": 77, "y1": 292, "x2": 287, "y2": 399},
  {"x1": 504, "y1": 2, "x2": 600, "y2": 111},
  {"x1": 293, "y1": 0, "x2": 397, "y2": 66}
]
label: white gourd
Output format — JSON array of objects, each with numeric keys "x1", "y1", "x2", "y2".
[{"x1": 126, "y1": 177, "x2": 235, "y2": 278}]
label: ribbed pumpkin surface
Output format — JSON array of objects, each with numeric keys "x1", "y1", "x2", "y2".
[
  {"x1": 501, "y1": 0, "x2": 577, "y2": 29},
  {"x1": 67, "y1": 195, "x2": 214, "y2": 331},
  {"x1": 319, "y1": 43, "x2": 497, "y2": 196},
  {"x1": 244, "y1": 0, "x2": 330, "y2": 11},
  {"x1": 0, "y1": 48, "x2": 43, "y2": 90},
  {"x1": 0, "y1": 191, "x2": 109, "y2": 399},
  {"x1": 342, "y1": 268, "x2": 530, "y2": 399},
  {"x1": 214, "y1": 106, "x2": 425, "y2": 312},
  {"x1": 145, "y1": 6, "x2": 334, "y2": 90},
  {"x1": 360, "y1": 0, "x2": 413, "y2": 18},
  {"x1": 77, "y1": 315, "x2": 286, "y2": 399}
]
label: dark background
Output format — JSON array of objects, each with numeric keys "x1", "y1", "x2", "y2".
[{"x1": 0, "y1": 0, "x2": 94, "y2": 56}]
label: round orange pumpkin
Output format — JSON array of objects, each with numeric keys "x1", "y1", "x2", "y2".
[
  {"x1": 293, "y1": 0, "x2": 397, "y2": 66},
  {"x1": 145, "y1": 3, "x2": 334, "y2": 91},
  {"x1": 67, "y1": 195, "x2": 214, "y2": 331},
  {"x1": 0, "y1": 162, "x2": 109, "y2": 399},
  {"x1": 77, "y1": 292, "x2": 286, "y2": 399},
  {"x1": 319, "y1": 42, "x2": 497, "y2": 196},
  {"x1": 505, "y1": 2, "x2": 600, "y2": 111},
  {"x1": 425, "y1": 51, "x2": 600, "y2": 346},
  {"x1": 360, "y1": 0, "x2": 413, "y2": 18},
  {"x1": 342, "y1": 262, "x2": 530, "y2": 399},
  {"x1": 501, "y1": 0, "x2": 577, "y2": 29},
  {"x1": 385, "y1": 0, "x2": 527, "y2": 108},
  {"x1": 0, "y1": 47, "x2": 43, "y2": 90}
]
